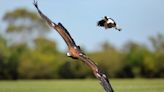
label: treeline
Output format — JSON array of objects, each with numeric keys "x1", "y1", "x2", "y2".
[{"x1": 0, "y1": 8, "x2": 164, "y2": 79}]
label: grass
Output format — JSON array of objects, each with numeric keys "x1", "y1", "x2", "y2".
[{"x1": 0, "y1": 79, "x2": 163, "y2": 92}]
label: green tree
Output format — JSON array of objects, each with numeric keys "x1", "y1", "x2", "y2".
[
  {"x1": 3, "y1": 8, "x2": 49, "y2": 45},
  {"x1": 122, "y1": 41, "x2": 150, "y2": 78},
  {"x1": 150, "y1": 34, "x2": 164, "y2": 52},
  {"x1": 0, "y1": 35, "x2": 9, "y2": 79},
  {"x1": 7, "y1": 43, "x2": 28, "y2": 79},
  {"x1": 149, "y1": 33, "x2": 164, "y2": 77},
  {"x1": 34, "y1": 37, "x2": 58, "y2": 53},
  {"x1": 58, "y1": 61, "x2": 91, "y2": 79},
  {"x1": 1, "y1": 8, "x2": 56, "y2": 79},
  {"x1": 89, "y1": 42, "x2": 124, "y2": 77},
  {"x1": 18, "y1": 37, "x2": 61, "y2": 79},
  {"x1": 141, "y1": 53, "x2": 157, "y2": 78}
]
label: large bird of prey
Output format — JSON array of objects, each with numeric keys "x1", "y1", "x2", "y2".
[
  {"x1": 33, "y1": 1, "x2": 114, "y2": 92},
  {"x1": 97, "y1": 16, "x2": 121, "y2": 31}
]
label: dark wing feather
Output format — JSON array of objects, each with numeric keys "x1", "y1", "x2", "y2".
[
  {"x1": 99, "y1": 74, "x2": 114, "y2": 92},
  {"x1": 78, "y1": 54, "x2": 114, "y2": 92},
  {"x1": 33, "y1": 0, "x2": 56, "y2": 27},
  {"x1": 33, "y1": 0, "x2": 76, "y2": 48},
  {"x1": 57, "y1": 23, "x2": 76, "y2": 47},
  {"x1": 97, "y1": 19, "x2": 106, "y2": 26},
  {"x1": 33, "y1": 1, "x2": 114, "y2": 92}
]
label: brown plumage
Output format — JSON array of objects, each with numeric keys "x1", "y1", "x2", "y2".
[{"x1": 33, "y1": 1, "x2": 114, "y2": 92}]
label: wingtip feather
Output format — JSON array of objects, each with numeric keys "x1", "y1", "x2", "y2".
[{"x1": 33, "y1": 0, "x2": 38, "y2": 9}]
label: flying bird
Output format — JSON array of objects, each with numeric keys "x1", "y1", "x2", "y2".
[
  {"x1": 97, "y1": 16, "x2": 121, "y2": 31},
  {"x1": 33, "y1": 1, "x2": 114, "y2": 92}
]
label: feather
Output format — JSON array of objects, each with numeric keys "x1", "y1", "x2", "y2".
[
  {"x1": 33, "y1": 1, "x2": 114, "y2": 92},
  {"x1": 97, "y1": 16, "x2": 121, "y2": 31}
]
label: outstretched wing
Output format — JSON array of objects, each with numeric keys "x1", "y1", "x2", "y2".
[
  {"x1": 78, "y1": 54, "x2": 114, "y2": 92},
  {"x1": 33, "y1": 0, "x2": 76, "y2": 48},
  {"x1": 97, "y1": 19, "x2": 106, "y2": 27},
  {"x1": 33, "y1": 1, "x2": 114, "y2": 92},
  {"x1": 33, "y1": 0, "x2": 56, "y2": 27}
]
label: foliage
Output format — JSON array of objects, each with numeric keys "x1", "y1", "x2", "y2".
[
  {"x1": 58, "y1": 60, "x2": 92, "y2": 79},
  {"x1": 0, "y1": 8, "x2": 164, "y2": 79},
  {"x1": 3, "y1": 8, "x2": 50, "y2": 46},
  {"x1": 0, "y1": 36, "x2": 9, "y2": 79},
  {"x1": 89, "y1": 42, "x2": 124, "y2": 77}
]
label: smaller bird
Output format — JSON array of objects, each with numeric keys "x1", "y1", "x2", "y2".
[{"x1": 97, "y1": 16, "x2": 121, "y2": 31}]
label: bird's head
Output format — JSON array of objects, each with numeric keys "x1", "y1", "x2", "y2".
[{"x1": 104, "y1": 16, "x2": 109, "y2": 20}]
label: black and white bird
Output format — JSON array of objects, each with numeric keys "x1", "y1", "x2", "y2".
[{"x1": 97, "y1": 16, "x2": 121, "y2": 31}]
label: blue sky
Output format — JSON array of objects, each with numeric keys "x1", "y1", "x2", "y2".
[{"x1": 0, "y1": 0, "x2": 164, "y2": 51}]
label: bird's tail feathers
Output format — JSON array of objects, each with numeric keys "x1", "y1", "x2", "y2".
[{"x1": 115, "y1": 25, "x2": 122, "y2": 31}]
